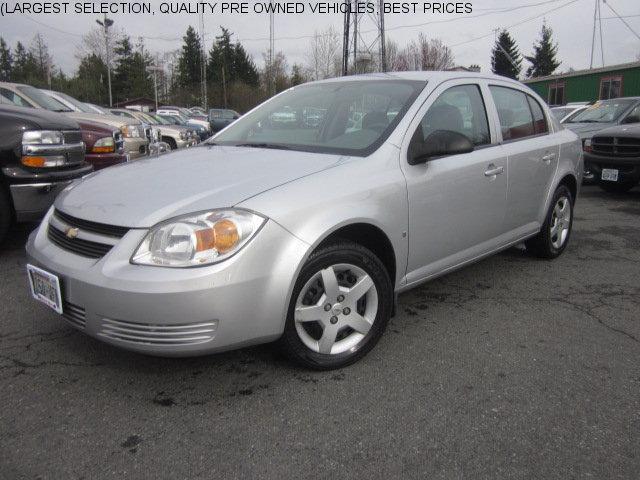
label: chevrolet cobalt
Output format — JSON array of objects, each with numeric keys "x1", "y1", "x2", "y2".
[{"x1": 26, "y1": 72, "x2": 583, "y2": 369}]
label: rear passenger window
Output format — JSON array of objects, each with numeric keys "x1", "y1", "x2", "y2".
[
  {"x1": 527, "y1": 96, "x2": 548, "y2": 134},
  {"x1": 489, "y1": 86, "x2": 535, "y2": 141}
]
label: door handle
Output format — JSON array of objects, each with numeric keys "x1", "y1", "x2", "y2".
[
  {"x1": 484, "y1": 164, "x2": 504, "y2": 177},
  {"x1": 542, "y1": 153, "x2": 556, "y2": 164}
]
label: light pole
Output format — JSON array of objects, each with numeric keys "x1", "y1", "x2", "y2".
[
  {"x1": 147, "y1": 65, "x2": 163, "y2": 111},
  {"x1": 96, "y1": 14, "x2": 114, "y2": 107}
]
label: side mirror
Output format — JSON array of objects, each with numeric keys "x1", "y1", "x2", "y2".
[
  {"x1": 408, "y1": 130, "x2": 474, "y2": 165},
  {"x1": 621, "y1": 115, "x2": 640, "y2": 125}
]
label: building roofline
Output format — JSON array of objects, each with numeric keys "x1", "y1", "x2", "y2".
[{"x1": 522, "y1": 61, "x2": 640, "y2": 84}]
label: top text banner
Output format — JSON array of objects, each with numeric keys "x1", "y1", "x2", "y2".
[{"x1": 1, "y1": 1, "x2": 474, "y2": 16}]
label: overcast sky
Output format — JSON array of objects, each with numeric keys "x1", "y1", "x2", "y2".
[{"x1": 0, "y1": 0, "x2": 638, "y2": 76}]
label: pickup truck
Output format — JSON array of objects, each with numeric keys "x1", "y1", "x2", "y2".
[
  {"x1": 584, "y1": 123, "x2": 640, "y2": 193},
  {"x1": 0, "y1": 105, "x2": 91, "y2": 243}
]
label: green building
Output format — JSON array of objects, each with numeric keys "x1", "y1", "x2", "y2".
[{"x1": 523, "y1": 61, "x2": 640, "y2": 106}]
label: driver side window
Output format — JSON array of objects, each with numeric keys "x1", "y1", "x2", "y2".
[{"x1": 415, "y1": 84, "x2": 490, "y2": 148}]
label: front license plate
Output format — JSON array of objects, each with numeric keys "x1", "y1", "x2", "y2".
[
  {"x1": 601, "y1": 168, "x2": 619, "y2": 182},
  {"x1": 26, "y1": 264, "x2": 63, "y2": 314}
]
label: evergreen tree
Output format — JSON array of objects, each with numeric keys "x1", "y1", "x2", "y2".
[
  {"x1": 207, "y1": 27, "x2": 234, "y2": 84},
  {"x1": 177, "y1": 26, "x2": 202, "y2": 88},
  {"x1": 233, "y1": 42, "x2": 259, "y2": 86},
  {"x1": 112, "y1": 36, "x2": 153, "y2": 102},
  {"x1": 491, "y1": 30, "x2": 522, "y2": 79},
  {"x1": 12, "y1": 41, "x2": 38, "y2": 83},
  {"x1": 73, "y1": 53, "x2": 108, "y2": 103},
  {"x1": 29, "y1": 33, "x2": 53, "y2": 86},
  {"x1": 525, "y1": 23, "x2": 561, "y2": 78},
  {"x1": 0, "y1": 37, "x2": 13, "y2": 81},
  {"x1": 290, "y1": 64, "x2": 305, "y2": 86}
]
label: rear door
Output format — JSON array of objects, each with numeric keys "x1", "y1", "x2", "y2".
[
  {"x1": 400, "y1": 80, "x2": 508, "y2": 283},
  {"x1": 488, "y1": 84, "x2": 559, "y2": 233}
]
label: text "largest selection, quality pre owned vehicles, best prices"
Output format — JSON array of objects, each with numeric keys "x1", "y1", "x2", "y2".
[{"x1": 25, "y1": 72, "x2": 583, "y2": 369}]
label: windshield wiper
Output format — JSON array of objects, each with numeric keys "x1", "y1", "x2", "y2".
[
  {"x1": 235, "y1": 142, "x2": 291, "y2": 150},
  {"x1": 54, "y1": 109, "x2": 72, "y2": 112}
]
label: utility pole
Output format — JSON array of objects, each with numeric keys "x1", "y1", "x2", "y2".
[
  {"x1": 96, "y1": 14, "x2": 114, "y2": 107},
  {"x1": 147, "y1": 65, "x2": 163, "y2": 111},
  {"x1": 268, "y1": 0, "x2": 275, "y2": 95},
  {"x1": 199, "y1": 12, "x2": 207, "y2": 110}
]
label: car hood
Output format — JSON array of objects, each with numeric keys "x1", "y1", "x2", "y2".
[
  {"x1": 55, "y1": 145, "x2": 344, "y2": 228},
  {"x1": 65, "y1": 111, "x2": 139, "y2": 128},
  {"x1": 588, "y1": 123, "x2": 640, "y2": 138},
  {"x1": 563, "y1": 122, "x2": 615, "y2": 138}
]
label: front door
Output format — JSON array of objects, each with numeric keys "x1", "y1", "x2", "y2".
[{"x1": 401, "y1": 81, "x2": 508, "y2": 284}]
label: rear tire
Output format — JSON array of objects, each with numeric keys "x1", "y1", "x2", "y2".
[
  {"x1": 525, "y1": 185, "x2": 573, "y2": 259},
  {"x1": 599, "y1": 181, "x2": 636, "y2": 194},
  {"x1": 279, "y1": 241, "x2": 393, "y2": 370}
]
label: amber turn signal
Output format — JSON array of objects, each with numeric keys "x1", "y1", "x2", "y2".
[
  {"x1": 195, "y1": 219, "x2": 240, "y2": 254},
  {"x1": 21, "y1": 156, "x2": 47, "y2": 167}
]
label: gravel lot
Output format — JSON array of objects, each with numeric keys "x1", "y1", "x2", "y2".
[{"x1": 1, "y1": 185, "x2": 639, "y2": 480}]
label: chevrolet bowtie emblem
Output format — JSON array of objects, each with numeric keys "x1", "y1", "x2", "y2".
[{"x1": 65, "y1": 227, "x2": 79, "y2": 239}]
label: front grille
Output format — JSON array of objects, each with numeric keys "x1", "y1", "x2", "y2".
[
  {"x1": 592, "y1": 136, "x2": 640, "y2": 157},
  {"x1": 48, "y1": 225, "x2": 113, "y2": 258},
  {"x1": 54, "y1": 209, "x2": 129, "y2": 238},
  {"x1": 98, "y1": 318, "x2": 218, "y2": 346},
  {"x1": 62, "y1": 130, "x2": 83, "y2": 144},
  {"x1": 113, "y1": 131, "x2": 124, "y2": 153},
  {"x1": 62, "y1": 301, "x2": 86, "y2": 329}
]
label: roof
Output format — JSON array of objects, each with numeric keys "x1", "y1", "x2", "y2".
[
  {"x1": 312, "y1": 70, "x2": 520, "y2": 84},
  {"x1": 522, "y1": 61, "x2": 640, "y2": 84}
]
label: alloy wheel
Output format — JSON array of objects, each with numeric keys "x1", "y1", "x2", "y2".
[
  {"x1": 294, "y1": 263, "x2": 378, "y2": 355},
  {"x1": 550, "y1": 196, "x2": 571, "y2": 249}
]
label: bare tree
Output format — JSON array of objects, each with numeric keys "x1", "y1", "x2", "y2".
[
  {"x1": 392, "y1": 35, "x2": 455, "y2": 71},
  {"x1": 261, "y1": 50, "x2": 289, "y2": 93},
  {"x1": 306, "y1": 26, "x2": 341, "y2": 81},
  {"x1": 29, "y1": 33, "x2": 53, "y2": 87},
  {"x1": 75, "y1": 25, "x2": 123, "y2": 64}
]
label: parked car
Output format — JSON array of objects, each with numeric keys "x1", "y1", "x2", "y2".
[
  {"x1": 583, "y1": 123, "x2": 640, "y2": 193},
  {"x1": 0, "y1": 83, "x2": 150, "y2": 160},
  {"x1": 112, "y1": 109, "x2": 197, "y2": 150},
  {"x1": 108, "y1": 108, "x2": 169, "y2": 155},
  {"x1": 157, "y1": 106, "x2": 211, "y2": 135},
  {"x1": 189, "y1": 106, "x2": 207, "y2": 116},
  {"x1": 551, "y1": 104, "x2": 589, "y2": 123},
  {"x1": 25, "y1": 72, "x2": 581, "y2": 369},
  {"x1": 0, "y1": 104, "x2": 91, "y2": 244},
  {"x1": 209, "y1": 108, "x2": 240, "y2": 132},
  {"x1": 563, "y1": 98, "x2": 640, "y2": 180},
  {"x1": 159, "y1": 114, "x2": 208, "y2": 140},
  {"x1": 76, "y1": 119, "x2": 128, "y2": 170}
]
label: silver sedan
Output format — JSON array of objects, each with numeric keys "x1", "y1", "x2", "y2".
[{"x1": 26, "y1": 72, "x2": 582, "y2": 369}]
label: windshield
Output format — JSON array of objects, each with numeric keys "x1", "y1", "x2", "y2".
[
  {"x1": 551, "y1": 107, "x2": 573, "y2": 121},
  {"x1": 17, "y1": 86, "x2": 71, "y2": 112},
  {"x1": 138, "y1": 112, "x2": 158, "y2": 124},
  {"x1": 212, "y1": 80, "x2": 424, "y2": 155},
  {"x1": 86, "y1": 103, "x2": 108, "y2": 114},
  {"x1": 152, "y1": 114, "x2": 171, "y2": 125},
  {"x1": 567, "y1": 99, "x2": 637, "y2": 123},
  {"x1": 54, "y1": 91, "x2": 96, "y2": 113}
]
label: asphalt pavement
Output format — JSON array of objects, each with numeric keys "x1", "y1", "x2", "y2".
[{"x1": 1, "y1": 185, "x2": 639, "y2": 479}]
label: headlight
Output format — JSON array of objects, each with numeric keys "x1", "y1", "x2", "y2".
[
  {"x1": 131, "y1": 209, "x2": 266, "y2": 267},
  {"x1": 179, "y1": 131, "x2": 187, "y2": 140},
  {"x1": 91, "y1": 136, "x2": 115, "y2": 153},
  {"x1": 120, "y1": 125, "x2": 142, "y2": 138},
  {"x1": 22, "y1": 130, "x2": 63, "y2": 145},
  {"x1": 583, "y1": 138, "x2": 592, "y2": 152}
]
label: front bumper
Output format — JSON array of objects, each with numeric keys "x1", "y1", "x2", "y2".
[
  {"x1": 4, "y1": 164, "x2": 93, "y2": 222},
  {"x1": 85, "y1": 152, "x2": 128, "y2": 171},
  {"x1": 584, "y1": 152, "x2": 640, "y2": 184},
  {"x1": 124, "y1": 138, "x2": 150, "y2": 160},
  {"x1": 26, "y1": 211, "x2": 309, "y2": 357}
]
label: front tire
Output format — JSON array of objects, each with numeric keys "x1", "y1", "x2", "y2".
[
  {"x1": 525, "y1": 185, "x2": 573, "y2": 259},
  {"x1": 280, "y1": 241, "x2": 393, "y2": 370}
]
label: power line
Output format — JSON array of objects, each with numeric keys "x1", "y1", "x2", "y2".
[
  {"x1": 602, "y1": 0, "x2": 640, "y2": 41},
  {"x1": 448, "y1": 0, "x2": 582, "y2": 48}
]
